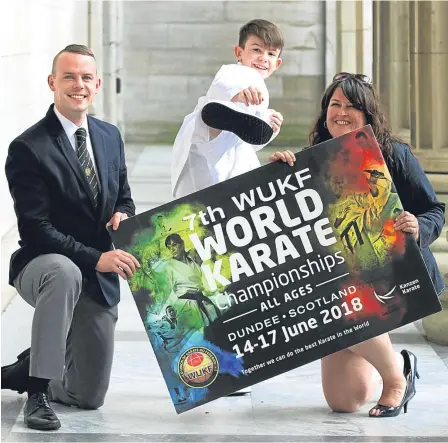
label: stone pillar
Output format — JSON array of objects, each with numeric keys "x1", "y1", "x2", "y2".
[
  {"x1": 409, "y1": 0, "x2": 448, "y2": 171},
  {"x1": 102, "y1": 1, "x2": 123, "y2": 130},
  {"x1": 373, "y1": 1, "x2": 410, "y2": 136},
  {"x1": 325, "y1": 1, "x2": 337, "y2": 87},
  {"x1": 88, "y1": 0, "x2": 104, "y2": 119},
  {"x1": 116, "y1": 1, "x2": 125, "y2": 136},
  {"x1": 409, "y1": 0, "x2": 448, "y2": 344},
  {"x1": 359, "y1": 0, "x2": 373, "y2": 77},
  {"x1": 336, "y1": 0, "x2": 372, "y2": 78}
]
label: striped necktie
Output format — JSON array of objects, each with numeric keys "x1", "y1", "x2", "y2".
[{"x1": 75, "y1": 128, "x2": 99, "y2": 207}]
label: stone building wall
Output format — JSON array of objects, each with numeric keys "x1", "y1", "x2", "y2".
[
  {"x1": 122, "y1": 1, "x2": 326, "y2": 145},
  {"x1": 1, "y1": 0, "x2": 90, "y2": 310},
  {"x1": 1, "y1": 0, "x2": 89, "y2": 238}
]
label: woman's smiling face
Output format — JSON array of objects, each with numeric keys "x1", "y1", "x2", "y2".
[{"x1": 326, "y1": 87, "x2": 367, "y2": 138}]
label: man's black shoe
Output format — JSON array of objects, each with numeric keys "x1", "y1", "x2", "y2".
[
  {"x1": 1, "y1": 348, "x2": 30, "y2": 394},
  {"x1": 24, "y1": 392, "x2": 61, "y2": 431},
  {"x1": 201, "y1": 102, "x2": 273, "y2": 145}
]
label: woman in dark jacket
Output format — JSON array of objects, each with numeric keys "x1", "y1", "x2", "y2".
[{"x1": 279, "y1": 73, "x2": 445, "y2": 418}]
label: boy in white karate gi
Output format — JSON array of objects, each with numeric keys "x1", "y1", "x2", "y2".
[
  {"x1": 171, "y1": 19, "x2": 296, "y2": 199},
  {"x1": 170, "y1": 19, "x2": 296, "y2": 396}
]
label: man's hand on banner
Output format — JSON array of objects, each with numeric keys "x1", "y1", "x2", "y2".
[
  {"x1": 107, "y1": 211, "x2": 129, "y2": 231},
  {"x1": 268, "y1": 150, "x2": 296, "y2": 167},
  {"x1": 96, "y1": 250, "x2": 141, "y2": 280},
  {"x1": 394, "y1": 210, "x2": 419, "y2": 241}
]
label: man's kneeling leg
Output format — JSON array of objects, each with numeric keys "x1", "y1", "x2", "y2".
[
  {"x1": 49, "y1": 295, "x2": 118, "y2": 410},
  {"x1": 10, "y1": 254, "x2": 83, "y2": 430}
]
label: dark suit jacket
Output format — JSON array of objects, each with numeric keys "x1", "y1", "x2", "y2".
[{"x1": 5, "y1": 104, "x2": 135, "y2": 306}]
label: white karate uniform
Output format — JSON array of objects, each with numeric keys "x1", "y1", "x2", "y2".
[{"x1": 171, "y1": 64, "x2": 277, "y2": 199}]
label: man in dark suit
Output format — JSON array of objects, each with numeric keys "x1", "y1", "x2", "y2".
[{"x1": 1, "y1": 44, "x2": 140, "y2": 431}]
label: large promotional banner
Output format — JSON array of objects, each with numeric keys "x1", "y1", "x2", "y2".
[{"x1": 111, "y1": 125, "x2": 441, "y2": 413}]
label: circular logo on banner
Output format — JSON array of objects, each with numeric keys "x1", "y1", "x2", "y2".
[{"x1": 178, "y1": 347, "x2": 219, "y2": 388}]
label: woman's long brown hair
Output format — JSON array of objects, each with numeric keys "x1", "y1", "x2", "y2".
[{"x1": 309, "y1": 75, "x2": 401, "y2": 157}]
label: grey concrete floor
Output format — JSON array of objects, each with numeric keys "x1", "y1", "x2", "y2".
[{"x1": 2, "y1": 144, "x2": 448, "y2": 443}]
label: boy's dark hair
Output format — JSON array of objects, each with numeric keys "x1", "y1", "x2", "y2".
[
  {"x1": 165, "y1": 233, "x2": 183, "y2": 247},
  {"x1": 51, "y1": 44, "x2": 96, "y2": 75},
  {"x1": 239, "y1": 19, "x2": 284, "y2": 53}
]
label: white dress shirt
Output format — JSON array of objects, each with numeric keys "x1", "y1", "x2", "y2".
[{"x1": 53, "y1": 106, "x2": 98, "y2": 176}]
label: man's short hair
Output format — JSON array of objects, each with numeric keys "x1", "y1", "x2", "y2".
[
  {"x1": 51, "y1": 44, "x2": 95, "y2": 76},
  {"x1": 355, "y1": 131, "x2": 368, "y2": 140},
  {"x1": 239, "y1": 19, "x2": 284, "y2": 53},
  {"x1": 165, "y1": 233, "x2": 183, "y2": 247}
]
